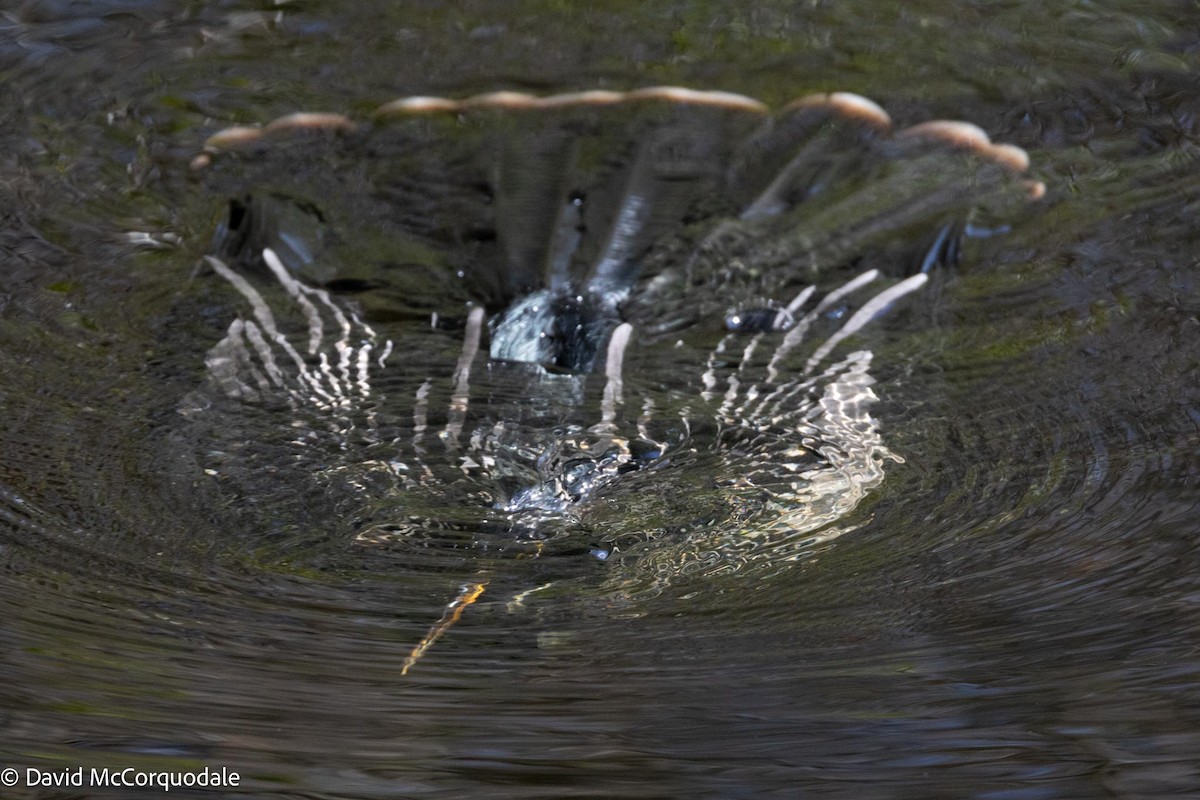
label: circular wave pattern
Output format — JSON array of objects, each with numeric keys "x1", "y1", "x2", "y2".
[
  {"x1": 180, "y1": 89, "x2": 1038, "y2": 610},
  {"x1": 4, "y1": 11, "x2": 1200, "y2": 792}
]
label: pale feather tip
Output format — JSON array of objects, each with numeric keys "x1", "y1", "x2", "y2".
[
  {"x1": 203, "y1": 113, "x2": 355, "y2": 153},
  {"x1": 263, "y1": 112, "x2": 356, "y2": 134},
  {"x1": 897, "y1": 121, "x2": 1032, "y2": 173},
  {"x1": 784, "y1": 92, "x2": 893, "y2": 130},
  {"x1": 898, "y1": 120, "x2": 993, "y2": 151},
  {"x1": 203, "y1": 125, "x2": 264, "y2": 152}
]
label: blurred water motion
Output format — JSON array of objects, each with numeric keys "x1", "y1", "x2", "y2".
[{"x1": 1, "y1": 1, "x2": 1199, "y2": 797}]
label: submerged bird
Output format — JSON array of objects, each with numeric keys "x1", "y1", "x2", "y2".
[{"x1": 185, "y1": 88, "x2": 1040, "y2": 667}]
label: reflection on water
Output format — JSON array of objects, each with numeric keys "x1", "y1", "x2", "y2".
[
  {"x1": 187, "y1": 87, "x2": 1034, "y2": 609},
  {"x1": 2, "y1": 1, "x2": 1200, "y2": 798}
]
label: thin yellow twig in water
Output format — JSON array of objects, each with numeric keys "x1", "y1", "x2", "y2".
[{"x1": 401, "y1": 580, "x2": 487, "y2": 676}]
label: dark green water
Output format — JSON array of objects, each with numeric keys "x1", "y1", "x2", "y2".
[{"x1": 2, "y1": 2, "x2": 1199, "y2": 798}]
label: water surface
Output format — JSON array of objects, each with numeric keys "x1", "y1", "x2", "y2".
[{"x1": 2, "y1": 2, "x2": 1199, "y2": 798}]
